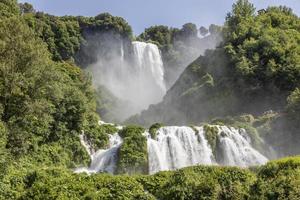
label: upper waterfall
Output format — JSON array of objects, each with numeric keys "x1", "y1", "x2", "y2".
[
  {"x1": 89, "y1": 41, "x2": 166, "y2": 121},
  {"x1": 132, "y1": 41, "x2": 166, "y2": 93}
]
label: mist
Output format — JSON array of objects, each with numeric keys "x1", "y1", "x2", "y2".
[
  {"x1": 84, "y1": 29, "x2": 222, "y2": 123},
  {"x1": 84, "y1": 32, "x2": 166, "y2": 122},
  {"x1": 164, "y1": 31, "x2": 223, "y2": 89}
]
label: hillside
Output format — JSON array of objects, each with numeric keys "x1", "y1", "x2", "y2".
[{"x1": 128, "y1": 3, "x2": 300, "y2": 156}]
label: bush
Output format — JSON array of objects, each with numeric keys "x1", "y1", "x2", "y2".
[
  {"x1": 148, "y1": 123, "x2": 164, "y2": 139},
  {"x1": 118, "y1": 125, "x2": 145, "y2": 138},
  {"x1": 1, "y1": 157, "x2": 300, "y2": 199},
  {"x1": 162, "y1": 168, "x2": 221, "y2": 200},
  {"x1": 251, "y1": 156, "x2": 300, "y2": 199}
]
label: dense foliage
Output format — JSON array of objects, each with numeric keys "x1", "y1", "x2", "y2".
[
  {"x1": 0, "y1": 1, "x2": 113, "y2": 174},
  {"x1": 0, "y1": 2, "x2": 134, "y2": 125},
  {"x1": 224, "y1": 2, "x2": 300, "y2": 95},
  {"x1": 1, "y1": 156, "x2": 299, "y2": 199},
  {"x1": 21, "y1": 11, "x2": 132, "y2": 65},
  {"x1": 0, "y1": 0, "x2": 140, "y2": 178},
  {"x1": 0, "y1": 0, "x2": 19, "y2": 18},
  {"x1": 24, "y1": 13, "x2": 82, "y2": 62},
  {"x1": 117, "y1": 125, "x2": 148, "y2": 175}
]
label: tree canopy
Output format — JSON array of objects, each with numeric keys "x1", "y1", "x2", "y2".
[{"x1": 0, "y1": 1, "x2": 111, "y2": 171}]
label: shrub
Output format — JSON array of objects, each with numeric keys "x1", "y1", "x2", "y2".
[{"x1": 251, "y1": 156, "x2": 300, "y2": 199}]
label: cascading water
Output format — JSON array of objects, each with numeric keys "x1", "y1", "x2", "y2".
[
  {"x1": 90, "y1": 41, "x2": 166, "y2": 121},
  {"x1": 77, "y1": 124, "x2": 269, "y2": 175},
  {"x1": 132, "y1": 41, "x2": 166, "y2": 93},
  {"x1": 216, "y1": 126, "x2": 268, "y2": 167},
  {"x1": 147, "y1": 125, "x2": 268, "y2": 174},
  {"x1": 147, "y1": 126, "x2": 214, "y2": 174},
  {"x1": 75, "y1": 133, "x2": 122, "y2": 174}
]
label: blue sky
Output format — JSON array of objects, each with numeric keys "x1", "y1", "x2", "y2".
[{"x1": 19, "y1": 0, "x2": 300, "y2": 35}]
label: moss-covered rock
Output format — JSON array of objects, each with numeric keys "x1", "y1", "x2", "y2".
[
  {"x1": 83, "y1": 115, "x2": 114, "y2": 150},
  {"x1": 203, "y1": 125, "x2": 219, "y2": 156},
  {"x1": 237, "y1": 114, "x2": 255, "y2": 124},
  {"x1": 149, "y1": 123, "x2": 164, "y2": 139},
  {"x1": 210, "y1": 116, "x2": 235, "y2": 126},
  {"x1": 189, "y1": 125, "x2": 199, "y2": 135},
  {"x1": 253, "y1": 112, "x2": 278, "y2": 128},
  {"x1": 118, "y1": 125, "x2": 145, "y2": 138},
  {"x1": 117, "y1": 125, "x2": 148, "y2": 175}
]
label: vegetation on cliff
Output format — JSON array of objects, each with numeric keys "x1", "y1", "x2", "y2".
[{"x1": 129, "y1": 0, "x2": 300, "y2": 156}]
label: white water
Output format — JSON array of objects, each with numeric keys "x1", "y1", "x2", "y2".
[
  {"x1": 79, "y1": 133, "x2": 94, "y2": 156},
  {"x1": 147, "y1": 126, "x2": 214, "y2": 174},
  {"x1": 132, "y1": 41, "x2": 166, "y2": 93},
  {"x1": 77, "y1": 125, "x2": 268, "y2": 175},
  {"x1": 75, "y1": 133, "x2": 122, "y2": 174},
  {"x1": 90, "y1": 41, "x2": 166, "y2": 120},
  {"x1": 216, "y1": 126, "x2": 268, "y2": 167},
  {"x1": 147, "y1": 126, "x2": 268, "y2": 174}
]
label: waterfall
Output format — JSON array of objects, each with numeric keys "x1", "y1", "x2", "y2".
[
  {"x1": 79, "y1": 133, "x2": 94, "y2": 156},
  {"x1": 147, "y1": 126, "x2": 214, "y2": 174},
  {"x1": 216, "y1": 126, "x2": 268, "y2": 167},
  {"x1": 90, "y1": 41, "x2": 166, "y2": 121},
  {"x1": 147, "y1": 125, "x2": 268, "y2": 174},
  {"x1": 77, "y1": 125, "x2": 268, "y2": 175},
  {"x1": 132, "y1": 41, "x2": 166, "y2": 93},
  {"x1": 75, "y1": 133, "x2": 122, "y2": 174}
]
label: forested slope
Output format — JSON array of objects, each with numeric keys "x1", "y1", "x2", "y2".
[{"x1": 0, "y1": 0, "x2": 117, "y2": 182}]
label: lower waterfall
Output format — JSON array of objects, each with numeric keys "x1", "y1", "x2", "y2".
[
  {"x1": 147, "y1": 126, "x2": 214, "y2": 174},
  {"x1": 76, "y1": 125, "x2": 268, "y2": 175},
  {"x1": 216, "y1": 126, "x2": 268, "y2": 167},
  {"x1": 75, "y1": 133, "x2": 122, "y2": 174}
]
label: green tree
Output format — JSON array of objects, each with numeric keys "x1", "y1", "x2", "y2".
[
  {"x1": 0, "y1": 0, "x2": 19, "y2": 18},
  {"x1": 180, "y1": 23, "x2": 198, "y2": 38},
  {"x1": 225, "y1": 0, "x2": 255, "y2": 43},
  {"x1": 0, "y1": 16, "x2": 104, "y2": 166},
  {"x1": 199, "y1": 26, "x2": 208, "y2": 36},
  {"x1": 209, "y1": 24, "x2": 222, "y2": 35},
  {"x1": 19, "y1": 2, "x2": 35, "y2": 14},
  {"x1": 138, "y1": 25, "x2": 173, "y2": 50}
]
